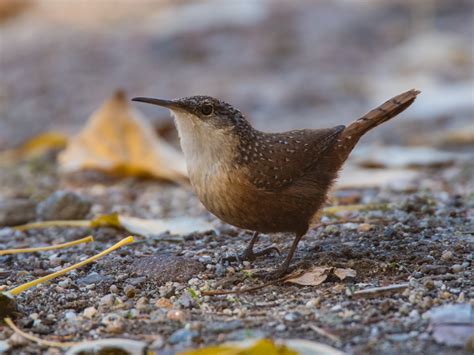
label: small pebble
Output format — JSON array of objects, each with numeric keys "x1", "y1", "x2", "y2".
[
  {"x1": 156, "y1": 298, "x2": 173, "y2": 309},
  {"x1": 451, "y1": 264, "x2": 464, "y2": 273},
  {"x1": 306, "y1": 297, "x2": 321, "y2": 308},
  {"x1": 100, "y1": 294, "x2": 115, "y2": 307},
  {"x1": 36, "y1": 190, "x2": 91, "y2": 221},
  {"x1": 441, "y1": 250, "x2": 453, "y2": 261},
  {"x1": 124, "y1": 285, "x2": 137, "y2": 298},
  {"x1": 136, "y1": 297, "x2": 149, "y2": 311},
  {"x1": 83, "y1": 307, "x2": 97, "y2": 319},
  {"x1": 276, "y1": 324, "x2": 286, "y2": 331},
  {"x1": 167, "y1": 309, "x2": 187, "y2": 322}
]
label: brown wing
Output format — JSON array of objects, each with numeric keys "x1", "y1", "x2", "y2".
[{"x1": 243, "y1": 125, "x2": 345, "y2": 191}]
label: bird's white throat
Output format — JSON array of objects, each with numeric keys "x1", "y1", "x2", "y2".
[{"x1": 170, "y1": 110, "x2": 236, "y2": 178}]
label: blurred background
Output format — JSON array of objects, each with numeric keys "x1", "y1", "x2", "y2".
[
  {"x1": 0, "y1": 0, "x2": 472, "y2": 156},
  {"x1": 0, "y1": 0, "x2": 474, "y2": 149}
]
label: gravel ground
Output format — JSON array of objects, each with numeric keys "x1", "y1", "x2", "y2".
[{"x1": 0, "y1": 154, "x2": 472, "y2": 354}]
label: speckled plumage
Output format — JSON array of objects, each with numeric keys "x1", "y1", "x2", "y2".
[{"x1": 132, "y1": 89, "x2": 420, "y2": 276}]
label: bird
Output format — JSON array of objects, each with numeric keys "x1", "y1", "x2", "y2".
[{"x1": 132, "y1": 89, "x2": 420, "y2": 278}]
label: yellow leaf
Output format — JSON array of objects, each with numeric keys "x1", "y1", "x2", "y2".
[
  {"x1": 180, "y1": 339, "x2": 298, "y2": 355},
  {"x1": 90, "y1": 213, "x2": 122, "y2": 229},
  {"x1": 0, "y1": 131, "x2": 68, "y2": 163},
  {"x1": 118, "y1": 215, "x2": 215, "y2": 238},
  {"x1": 58, "y1": 90, "x2": 188, "y2": 183}
]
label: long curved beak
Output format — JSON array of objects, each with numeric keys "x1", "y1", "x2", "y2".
[{"x1": 131, "y1": 97, "x2": 180, "y2": 110}]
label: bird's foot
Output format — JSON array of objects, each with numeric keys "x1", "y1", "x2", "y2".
[
  {"x1": 252, "y1": 268, "x2": 288, "y2": 281},
  {"x1": 221, "y1": 246, "x2": 280, "y2": 264}
]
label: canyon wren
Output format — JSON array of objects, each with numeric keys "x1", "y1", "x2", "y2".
[{"x1": 132, "y1": 89, "x2": 420, "y2": 278}]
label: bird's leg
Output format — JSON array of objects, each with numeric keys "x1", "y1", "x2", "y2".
[
  {"x1": 257, "y1": 232, "x2": 305, "y2": 280},
  {"x1": 222, "y1": 232, "x2": 280, "y2": 264}
]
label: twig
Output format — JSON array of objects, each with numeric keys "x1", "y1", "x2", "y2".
[
  {"x1": 308, "y1": 324, "x2": 341, "y2": 343},
  {"x1": 4, "y1": 317, "x2": 77, "y2": 348},
  {"x1": 8, "y1": 236, "x2": 134, "y2": 296},
  {"x1": 352, "y1": 283, "x2": 409, "y2": 299},
  {"x1": 0, "y1": 236, "x2": 94, "y2": 255}
]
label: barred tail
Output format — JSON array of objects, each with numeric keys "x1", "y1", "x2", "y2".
[{"x1": 334, "y1": 89, "x2": 420, "y2": 163}]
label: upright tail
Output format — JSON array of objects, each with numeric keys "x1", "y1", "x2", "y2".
[{"x1": 333, "y1": 89, "x2": 421, "y2": 164}]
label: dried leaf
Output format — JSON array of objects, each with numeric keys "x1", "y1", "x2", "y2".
[
  {"x1": 65, "y1": 338, "x2": 147, "y2": 355},
  {"x1": 333, "y1": 268, "x2": 356, "y2": 280},
  {"x1": 181, "y1": 339, "x2": 343, "y2": 355},
  {"x1": 285, "y1": 266, "x2": 332, "y2": 286},
  {"x1": 0, "y1": 131, "x2": 68, "y2": 164},
  {"x1": 58, "y1": 90, "x2": 188, "y2": 182},
  {"x1": 14, "y1": 214, "x2": 215, "y2": 239},
  {"x1": 180, "y1": 338, "x2": 297, "y2": 355},
  {"x1": 118, "y1": 215, "x2": 215, "y2": 238}
]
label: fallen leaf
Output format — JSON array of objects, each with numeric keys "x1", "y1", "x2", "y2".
[
  {"x1": 65, "y1": 338, "x2": 147, "y2": 355},
  {"x1": 352, "y1": 145, "x2": 461, "y2": 169},
  {"x1": 15, "y1": 213, "x2": 216, "y2": 239},
  {"x1": 180, "y1": 338, "x2": 297, "y2": 355},
  {"x1": 0, "y1": 132, "x2": 68, "y2": 164},
  {"x1": 333, "y1": 268, "x2": 356, "y2": 280},
  {"x1": 181, "y1": 339, "x2": 343, "y2": 355},
  {"x1": 118, "y1": 215, "x2": 215, "y2": 238},
  {"x1": 337, "y1": 165, "x2": 419, "y2": 189},
  {"x1": 424, "y1": 303, "x2": 474, "y2": 347},
  {"x1": 58, "y1": 90, "x2": 188, "y2": 182},
  {"x1": 285, "y1": 266, "x2": 332, "y2": 286}
]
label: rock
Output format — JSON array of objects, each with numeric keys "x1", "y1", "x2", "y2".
[
  {"x1": 64, "y1": 311, "x2": 77, "y2": 323},
  {"x1": 178, "y1": 290, "x2": 194, "y2": 308},
  {"x1": 0, "y1": 340, "x2": 10, "y2": 352},
  {"x1": 0, "y1": 198, "x2": 36, "y2": 226},
  {"x1": 284, "y1": 312, "x2": 302, "y2": 322},
  {"x1": 420, "y1": 265, "x2": 448, "y2": 275},
  {"x1": 276, "y1": 324, "x2": 286, "y2": 331},
  {"x1": 83, "y1": 307, "x2": 97, "y2": 319},
  {"x1": 424, "y1": 303, "x2": 474, "y2": 347},
  {"x1": 357, "y1": 223, "x2": 374, "y2": 233},
  {"x1": 451, "y1": 264, "x2": 464, "y2": 273},
  {"x1": 167, "y1": 309, "x2": 187, "y2": 322},
  {"x1": 101, "y1": 313, "x2": 125, "y2": 334},
  {"x1": 306, "y1": 297, "x2": 322, "y2": 308},
  {"x1": 124, "y1": 285, "x2": 137, "y2": 298},
  {"x1": 441, "y1": 250, "x2": 453, "y2": 261},
  {"x1": 155, "y1": 298, "x2": 173, "y2": 309},
  {"x1": 136, "y1": 297, "x2": 148, "y2": 311},
  {"x1": 99, "y1": 294, "x2": 115, "y2": 307},
  {"x1": 207, "y1": 320, "x2": 242, "y2": 333},
  {"x1": 168, "y1": 328, "x2": 198, "y2": 345},
  {"x1": 128, "y1": 255, "x2": 204, "y2": 286},
  {"x1": 8, "y1": 333, "x2": 28, "y2": 347},
  {"x1": 77, "y1": 272, "x2": 105, "y2": 285},
  {"x1": 36, "y1": 191, "x2": 91, "y2": 221}
]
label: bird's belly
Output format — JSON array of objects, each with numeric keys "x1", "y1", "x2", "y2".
[{"x1": 191, "y1": 171, "x2": 309, "y2": 234}]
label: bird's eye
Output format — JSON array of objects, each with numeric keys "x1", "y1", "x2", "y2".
[{"x1": 200, "y1": 104, "x2": 213, "y2": 116}]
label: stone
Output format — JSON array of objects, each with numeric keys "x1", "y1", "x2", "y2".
[
  {"x1": 0, "y1": 198, "x2": 36, "y2": 226},
  {"x1": 36, "y1": 190, "x2": 91, "y2": 221},
  {"x1": 83, "y1": 306, "x2": 97, "y2": 319},
  {"x1": 168, "y1": 328, "x2": 198, "y2": 345},
  {"x1": 77, "y1": 272, "x2": 105, "y2": 285},
  {"x1": 99, "y1": 294, "x2": 115, "y2": 307},
  {"x1": 124, "y1": 285, "x2": 137, "y2": 298}
]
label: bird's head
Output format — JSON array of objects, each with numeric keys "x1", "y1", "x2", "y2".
[{"x1": 132, "y1": 95, "x2": 252, "y2": 164}]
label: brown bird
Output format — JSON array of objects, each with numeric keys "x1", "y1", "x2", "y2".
[{"x1": 132, "y1": 89, "x2": 420, "y2": 278}]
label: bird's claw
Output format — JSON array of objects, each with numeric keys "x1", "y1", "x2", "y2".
[{"x1": 220, "y1": 246, "x2": 280, "y2": 265}]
